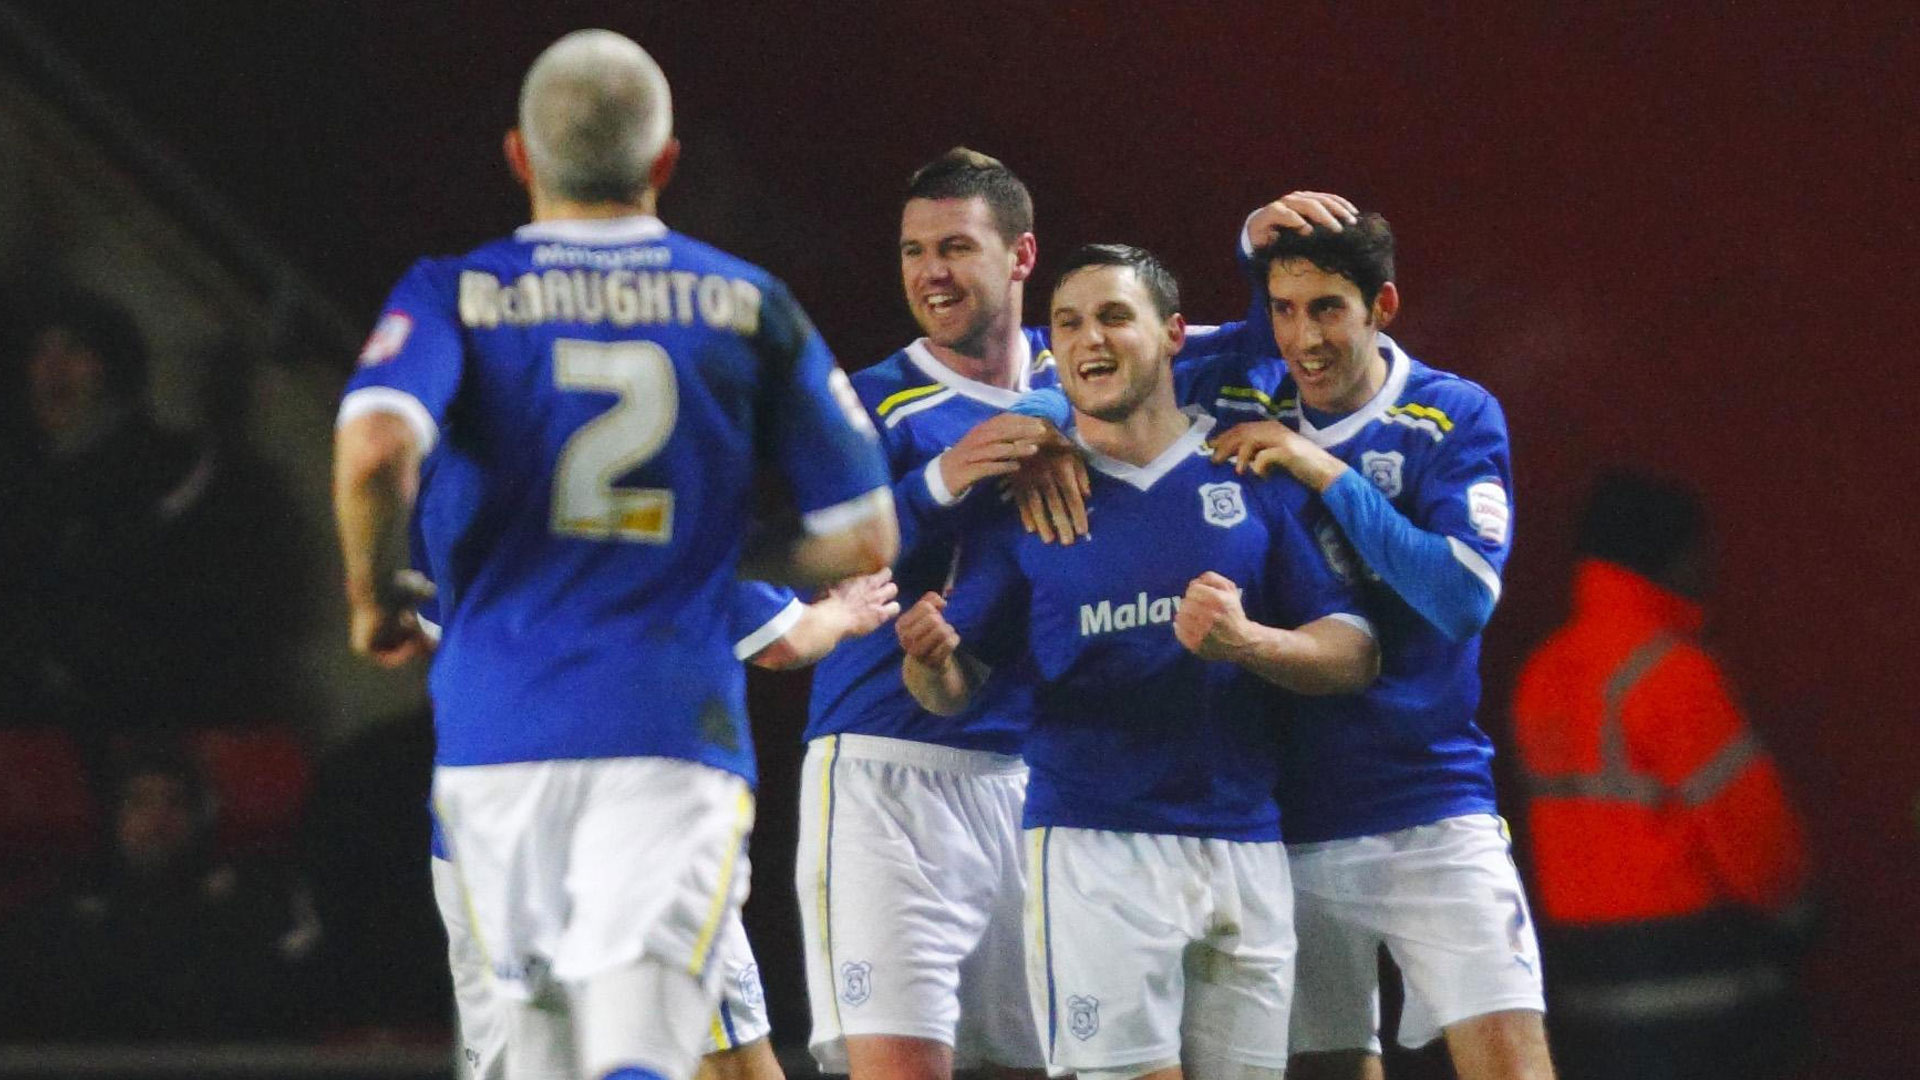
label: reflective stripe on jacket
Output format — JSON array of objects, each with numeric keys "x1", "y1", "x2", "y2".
[{"x1": 1512, "y1": 560, "x2": 1808, "y2": 925}]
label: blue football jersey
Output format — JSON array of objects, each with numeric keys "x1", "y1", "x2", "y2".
[
  {"x1": 341, "y1": 215, "x2": 889, "y2": 781},
  {"x1": 942, "y1": 412, "x2": 1369, "y2": 841},
  {"x1": 428, "y1": 576, "x2": 803, "y2": 860},
  {"x1": 803, "y1": 332, "x2": 1056, "y2": 755},
  {"x1": 1173, "y1": 324, "x2": 1513, "y2": 841}
]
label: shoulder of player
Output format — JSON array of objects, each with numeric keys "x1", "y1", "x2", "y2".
[
  {"x1": 1374, "y1": 352, "x2": 1506, "y2": 447},
  {"x1": 1023, "y1": 326, "x2": 1059, "y2": 382},
  {"x1": 849, "y1": 348, "x2": 945, "y2": 420},
  {"x1": 1238, "y1": 464, "x2": 1318, "y2": 519}
]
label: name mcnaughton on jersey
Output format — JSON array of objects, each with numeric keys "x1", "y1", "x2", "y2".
[
  {"x1": 1079, "y1": 592, "x2": 1184, "y2": 636},
  {"x1": 457, "y1": 264, "x2": 765, "y2": 334}
]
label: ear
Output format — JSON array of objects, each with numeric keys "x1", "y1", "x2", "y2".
[
  {"x1": 1165, "y1": 312, "x2": 1188, "y2": 355},
  {"x1": 504, "y1": 129, "x2": 533, "y2": 190},
  {"x1": 649, "y1": 137, "x2": 681, "y2": 196},
  {"x1": 1372, "y1": 281, "x2": 1400, "y2": 328},
  {"x1": 1009, "y1": 232, "x2": 1039, "y2": 283}
]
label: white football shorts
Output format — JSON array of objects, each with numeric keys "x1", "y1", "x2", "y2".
[
  {"x1": 432, "y1": 757, "x2": 754, "y2": 1003},
  {"x1": 432, "y1": 853, "x2": 507, "y2": 1080},
  {"x1": 430, "y1": 851, "x2": 769, "y2": 1079},
  {"x1": 796, "y1": 734, "x2": 1043, "y2": 1072},
  {"x1": 1025, "y1": 827, "x2": 1295, "y2": 1077},
  {"x1": 1288, "y1": 813, "x2": 1546, "y2": 1053}
]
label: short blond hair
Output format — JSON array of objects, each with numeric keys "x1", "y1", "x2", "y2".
[{"x1": 519, "y1": 30, "x2": 672, "y2": 203}]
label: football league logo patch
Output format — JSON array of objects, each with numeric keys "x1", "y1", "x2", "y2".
[
  {"x1": 1360, "y1": 450, "x2": 1404, "y2": 499},
  {"x1": 1467, "y1": 480, "x2": 1510, "y2": 546},
  {"x1": 358, "y1": 311, "x2": 412, "y2": 367},
  {"x1": 839, "y1": 961, "x2": 872, "y2": 1006},
  {"x1": 1199, "y1": 481, "x2": 1247, "y2": 528},
  {"x1": 1067, "y1": 994, "x2": 1100, "y2": 1040}
]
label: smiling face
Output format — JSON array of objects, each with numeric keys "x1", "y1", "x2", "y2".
[
  {"x1": 1265, "y1": 257, "x2": 1399, "y2": 414},
  {"x1": 1051, "y1": 264, "x2": 1184, "y2": 423},
  {"x1": 899, "y1": 196, "x2": 1031, "y2": 356}
]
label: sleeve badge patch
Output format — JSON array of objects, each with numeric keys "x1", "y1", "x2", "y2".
[
  {"x1": 1467, "y1": 480, "x2": 1510, "y2": 546},
  {"x1": 358, "y1": 311, "x2": 413, "y2": 367}
]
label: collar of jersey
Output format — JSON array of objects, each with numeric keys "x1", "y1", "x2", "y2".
[
  {"x1": 1077, "y1": 407, "x2": 1216, "y2": 491},
  {"x1": 1294, "y1": 333, "x2": 1410, "y2": 448},
  {"x1": 513, "y1": 215, "x2": 669, "y2": 245},
  {"x1": 904, "y1": 337, "x2": 1033, "y2": 407}
]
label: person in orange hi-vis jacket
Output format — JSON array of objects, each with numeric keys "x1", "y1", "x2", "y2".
[{"x1": 1512, "y1": 470, "x2": 1813, "y2": 1080}]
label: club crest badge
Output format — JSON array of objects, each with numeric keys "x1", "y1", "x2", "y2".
[
  {"x1": 1199, "y1": 481, "x2": 1247, "y2": 528},
  {"x1": 738, "y1": 963, "x2": 764, "y2": 1008},
  {"x1": 1360, "y1": 450, "x2": 1405, "y2": 499},
  {"x1": 358, "y1": 311, "x2": 412, "y2": 367},
  {"x1": 839, "y1": 961, "x2": 872, "y2": 1006},
  {"x1": 1067, "y1": 994, "x2": 1100, "y2": 1040}
]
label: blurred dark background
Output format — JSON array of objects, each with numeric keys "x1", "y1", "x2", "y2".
[{"x1": 0, "y1": 2, "x2": 1913, "y2": 1077}]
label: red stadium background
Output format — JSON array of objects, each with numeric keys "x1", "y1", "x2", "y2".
[{"x1": 19, "y1": 2, "x2": 1917, "y2": 1073}]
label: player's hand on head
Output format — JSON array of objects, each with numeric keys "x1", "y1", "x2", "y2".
[
  {"x1": 1010, "y1": 438, "x2": 1091, "y2": 546},
  {"x1": 1174, "y1": 571, "x2": 1253, "y2": 660},
  {"x1": 824, "y1": 567, "x2": 901, "y2": 638},
  {"x1": 1249, "y1": 192, "x2": 1359, "y2": 244},
  {"x1": 895, "y1": 591, "x2": 960, "y2": 666},
  {"x1": 940, "y1": 413, "x2": 1056, "y2": 501}
]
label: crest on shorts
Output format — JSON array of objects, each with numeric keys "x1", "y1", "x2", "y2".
[
  {"x1": 1360, "y1": 450, "x2": 1404, "y2": 499},
  {"x1": 1067, "y1": 994, "x2": 1100, "y2": 1040},
  {"x1": 738, "y1": 963, "x2": 764, "y2": 1008},
  {"x1": 839, "y1": 961, "x2": 872, "y2": 1006},
  {"x1": 1198, "y1": 481, "x2": 1247, "y2": 528}
]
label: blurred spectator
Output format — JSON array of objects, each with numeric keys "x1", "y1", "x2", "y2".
[
  {"x1": 0, "y1": 291, "x2": 305, "y2": 742},
  {"x1": 1511, "y1": 471, "x2": 1813, "y2": 1080},
  {"x1": 0, "y1": 741, "x2": 319, "y2": 1040}
]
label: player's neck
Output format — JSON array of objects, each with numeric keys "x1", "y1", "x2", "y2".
[
  {"x1": 1306, "y1": 339, "x2": 1390, "y2": 415},
  {"x1": 529, "y1": 188, "x2": 658, "y2": 223},
  {"x1": 920, "y1": 293, "x2": 1026, "y2": 389},
  {"x1": 1075, "y1": 386, "x2": 1188, "y2": 468}
]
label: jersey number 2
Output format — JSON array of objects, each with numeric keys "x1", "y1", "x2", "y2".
[{"x1": 550, "y1": 339, "x2": 677, "y2": 543}]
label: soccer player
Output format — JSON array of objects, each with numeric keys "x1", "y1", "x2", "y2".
[
  {"x1": 795, "y1": 148, "x2": 1064, "y2": 1080},
  {"x1": 332, "y1": 29, "x2": 894, "y2": 1080},
  {"x1": 1203, "y1": 209, "x2": 1552, "y2": 1080},
  {"x1": 898, "y1": 244, "x2": 1378, "y2": 1080}
]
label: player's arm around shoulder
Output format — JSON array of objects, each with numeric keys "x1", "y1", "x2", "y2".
[{"x1": 1173, "y1": 570, "x2": 1378, "y2": 695}]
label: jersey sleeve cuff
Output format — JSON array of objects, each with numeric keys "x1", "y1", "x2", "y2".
[
  {"x1": 803, "y1": 487, "x2": 895, "y2": 537},
  {"x1": 337, "y1": 387, "x2": 439, "y2": 456},
  {"x1": 923, "y1": 454, "x2": 961, "y2": 507},
  {"x1": 733, "y1": 598, "x2": 806, "y2": 660},
  {"x1": 1324, "y1": 612, "x2": 1377, "y2": 638},
  {"x1": 1446, "y1": 536, "x2": 1504, "y2": 603},
  {"x1": 1240, "y1": 208, "x2": 1261, "y2": 259}
]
